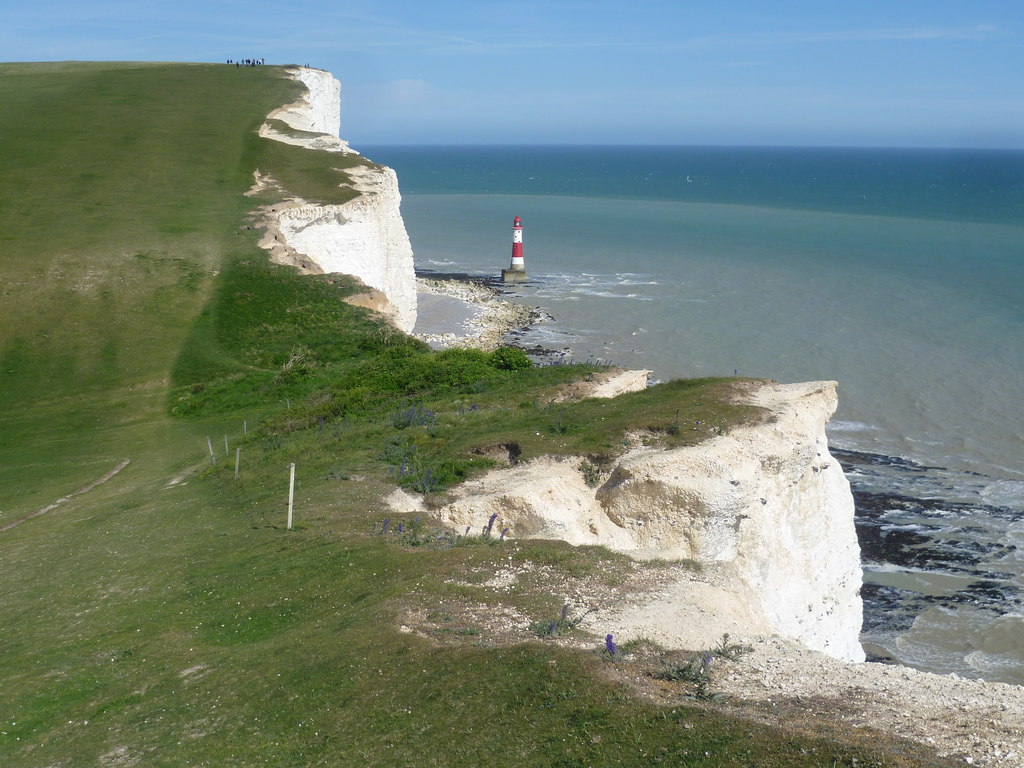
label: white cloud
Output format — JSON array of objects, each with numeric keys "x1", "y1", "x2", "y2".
[{"x1": 385, "y1": 79, "x2": 433, "y2": 102}]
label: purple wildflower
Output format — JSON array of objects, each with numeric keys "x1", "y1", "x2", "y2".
[
  {"x1": 397, "y1": 522, "x2": 404, "y2": 534},
  {"x1": 464, "y1": 526, "x2": 471, "y2": 536},
  {"x1": 499, "y1": 528, "x2": 508, "y2": 541},
  {"x1": 605, "y1": 634, "x2": 618, "y2": 657},
  {"x1": 381, "y1": 518, "x2": 390, "y2": 535}
]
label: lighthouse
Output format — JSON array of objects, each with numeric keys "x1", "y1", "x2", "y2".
[{"x1": 501, "y1": 215, "x2": 527, "y2": 283}]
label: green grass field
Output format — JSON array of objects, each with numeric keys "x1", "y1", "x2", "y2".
[{"x1": 0, "y1": 62, "x2": 956, "y2": 766}]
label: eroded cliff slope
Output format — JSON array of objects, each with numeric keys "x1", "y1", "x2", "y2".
[{"x1": 431, "y1": 380, "x2": 865, "y2": 662}]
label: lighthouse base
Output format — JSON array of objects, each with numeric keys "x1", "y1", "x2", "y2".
[
  {"x1": 501, "y1": 268, "x2": 528, "y2": 284},
  {"x1": 502, "y1": 268, "x2": 528, "y2": 283}
]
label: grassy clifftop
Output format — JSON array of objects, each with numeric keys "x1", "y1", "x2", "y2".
[
  {"x1": 0, "y1": 63, "x2": 953, "y2": 767},
  {"x1": 0, "y1": 62, "x2": 365, "y2": 408}
]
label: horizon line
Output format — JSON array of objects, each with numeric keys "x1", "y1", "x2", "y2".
[{"x1": 352, "y1": 142, "x2": 1024, "y2": 152}]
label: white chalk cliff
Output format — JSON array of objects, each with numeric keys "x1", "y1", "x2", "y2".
[
  {"x1": 432, "y1": 380, "x2": 865, "y2": 662},
  {"x1": 256, "y1": 68, "x2": 417, "y2": 332}
]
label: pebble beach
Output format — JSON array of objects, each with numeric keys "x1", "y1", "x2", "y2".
[{"x1": 412, "y1": 276, "x2": 537, "y2": 351}]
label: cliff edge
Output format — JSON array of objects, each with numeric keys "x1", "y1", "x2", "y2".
[
  {"x1": 431, "y1": 380, "x2": 865, "y2": 662},
  {"x1": 256, "y1": 69, "x2": 861, "y2": 662},
  {"x1": 255, "y1": 67, "x2": 417, "y2": 332}
]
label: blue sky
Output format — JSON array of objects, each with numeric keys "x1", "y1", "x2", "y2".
[{"x1": 3, "y1": 0, "x2": 1022, "y2": 147}]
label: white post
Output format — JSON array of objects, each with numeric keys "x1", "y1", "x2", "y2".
[
  {"x1": 243, "y1": 420, "x2": 247, "y2": 435},
  {"x1": 224, "y1": 434, "x2": 229, "y2": 457},
  {"x1": 234, "y1": 447, "x2": 241, "y2": 480},
  {"x1": 287, "y1": 463, "x2": 296, "y2": 530},
  {"x1": 206, "y1": 436, "x2": 216, "y2": 465}
]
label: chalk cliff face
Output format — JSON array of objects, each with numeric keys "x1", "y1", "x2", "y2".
[
  {"x1": 433, "y1": 380, "x2": 864, "y2": 662},
  {"x1": 273, "y1": 67, "x2": 342, "y2": 139},
  {"x1": 256, "y1": 68, "x2": 417, "y2": 332}
]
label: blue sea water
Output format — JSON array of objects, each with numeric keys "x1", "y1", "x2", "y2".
[{"x1": 364, "y1": 145, "x2": 1024, "y2": 684}]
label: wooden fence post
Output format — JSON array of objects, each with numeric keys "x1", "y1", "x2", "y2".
[{"x1": 287, "y1": 463, "x2": 296, "y2": 530}]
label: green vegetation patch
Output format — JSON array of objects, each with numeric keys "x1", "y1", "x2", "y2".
[
  {"x1": 268, "y1": 362, "x2": 756, "y2": 494},
  {"x1": 169, "y1": 253, "x2": 420, "y2": 416},
  {"x1": 244, "y1": 133, "x2": 375, "y2": 205},
  {"x1": 170, "y1": 257, "x2": 758, "y2": 494}
]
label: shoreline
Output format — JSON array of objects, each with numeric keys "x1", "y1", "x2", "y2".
[{"x1": 411, "y1": 270, "x2": 541, "y2": 351}]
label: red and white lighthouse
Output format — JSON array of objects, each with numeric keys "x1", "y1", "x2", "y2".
[
  {"x1": 502, "y1": 215, "x2": 527, "y2": 282},
  {"x1": 510, "y1": 215, "x2": 525, "y2": 269}
]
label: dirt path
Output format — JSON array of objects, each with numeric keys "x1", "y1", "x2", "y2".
[{"x1": 0, "y1": 459, "x2": 131, "y2": 532}]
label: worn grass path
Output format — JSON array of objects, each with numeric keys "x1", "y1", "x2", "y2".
[{"x1": 0, "y1": 458, "x2": 131, "y2": 532}]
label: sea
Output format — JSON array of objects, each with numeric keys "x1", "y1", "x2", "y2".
[{"x1": 362, "y1": 145, "x2": 1024, "y2": 685}]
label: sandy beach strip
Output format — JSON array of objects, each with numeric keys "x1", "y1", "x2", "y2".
[{"x1": 412, "y1": 276, "x2": 536, "y2": 350}]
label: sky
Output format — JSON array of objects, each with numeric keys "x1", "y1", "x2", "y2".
[{"x1": 3, "y1": 0, "x2": 1022, "y2": 147}]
